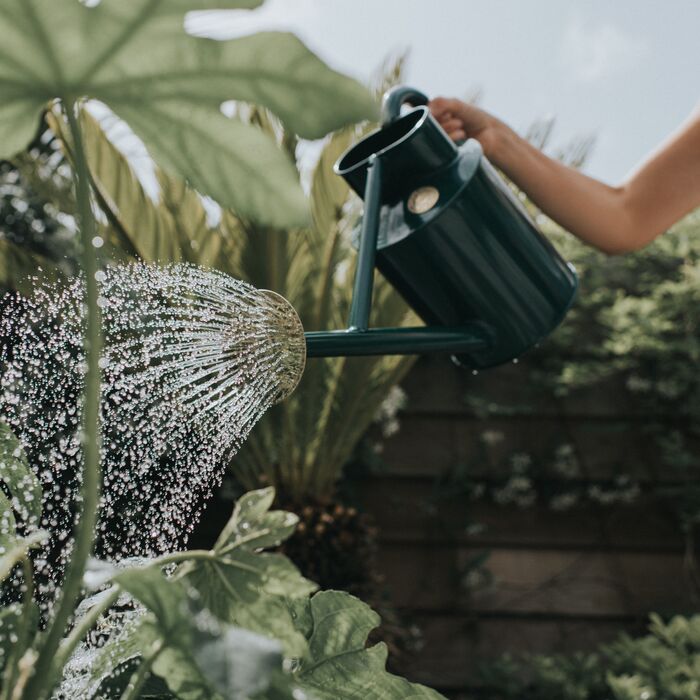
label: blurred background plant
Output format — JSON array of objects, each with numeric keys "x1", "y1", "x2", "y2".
[
  {"x1": 478, "y1": 613, "x2": 700, "y2": 700},
  {"x1": 0, "y1": 114, "x2": 77, "y2": 295}
]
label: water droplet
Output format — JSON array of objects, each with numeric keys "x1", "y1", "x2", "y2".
[{"x1": 0, "y1": 261, "x2": 304, "y2": 613}]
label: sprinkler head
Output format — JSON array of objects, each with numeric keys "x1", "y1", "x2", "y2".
[{"x1": 259, "y1": 290, "x2": 306, "y2": 403}]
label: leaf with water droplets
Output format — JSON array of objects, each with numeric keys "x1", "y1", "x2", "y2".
[
  {"x1": 292, "y1": 591, "x2": 447, "y2": 700},
  {"x1": 0, "y1": 529, "x2": 49, "y2": 582},
  {"x1": 108, "y1": 567, "x2": 286, "y2": 700},
  {"x1": 180, "y1": 489, "x2": 314, "y2": 656},
  {"x1": 0, "y1": 422, "x2": 42, "y2": 528},
  {"x1": 216, "y1": 487, "x2": 300, "y2": 552}
]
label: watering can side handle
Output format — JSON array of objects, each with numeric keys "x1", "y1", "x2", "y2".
[{"x1": 380, "y1": 86, "x2": 429, "y2": 126}]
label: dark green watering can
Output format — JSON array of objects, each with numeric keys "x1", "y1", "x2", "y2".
[{"x1": 303, "y1": 86, "x2": 578, "y2": 369}]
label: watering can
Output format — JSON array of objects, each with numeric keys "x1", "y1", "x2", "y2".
[{"x1": 302, "y1": 85, "x2": 578, "y2": 370}]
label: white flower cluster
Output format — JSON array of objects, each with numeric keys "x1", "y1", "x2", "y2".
[{"x1": 373, "y1": 385, "x2": 408, "y2": 439}]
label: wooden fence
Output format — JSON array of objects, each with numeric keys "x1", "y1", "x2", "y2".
[{"x1": 356, "y1": 354, "x2": 697, "y2": 698}]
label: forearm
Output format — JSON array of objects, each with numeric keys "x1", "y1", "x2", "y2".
[
  {"x1": 489, "y1": 124, "x2": 639, "y2": 254},
  {"x1": 432, "y1": 97, "x2": 700, "y2": 254}
]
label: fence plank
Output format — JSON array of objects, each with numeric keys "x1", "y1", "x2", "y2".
[
  {"x1": 378, "y1": 543, "x2": 693, "y2": 616},
  {"x1": 395, "y1": 614, "x2": 645, "y2": 691},
  {"x1": 359, "y1": 479, "x2": 683, "y2": 550}
]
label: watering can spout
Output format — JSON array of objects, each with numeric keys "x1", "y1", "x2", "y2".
[{"x1": 303, "y1": 85, "x2": 578, "y2": 369}]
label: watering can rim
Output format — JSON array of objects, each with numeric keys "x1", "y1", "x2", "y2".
[{"x1": 334, "y1": 104, "x2": 433, "y2": 178}]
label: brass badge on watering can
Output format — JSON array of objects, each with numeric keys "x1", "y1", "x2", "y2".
[{"x1": 407, "y1": 185, "x2": 439, "y2": 214}]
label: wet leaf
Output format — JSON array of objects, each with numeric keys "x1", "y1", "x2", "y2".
[
  {"x1": 182, "y1": 488, "x2": 315, "y2": 656},
  {"x1": 0, "y1": 530, "x2": 49, "y2": 582},
  {"x1": 0, "y1": 421, "x2": 42, "y2": 528},
  {"x1": 111, "y1": 566, "x2": 285, "y2": 700}
]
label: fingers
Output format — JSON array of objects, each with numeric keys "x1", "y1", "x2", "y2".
[
  {"x1": 430, "y1": 98, "x2": 467, "y2": 142},
  {"x1": 440, "y1": 117, "x2": 464, "y2": 133},
  {"x1": 429, "y1": 96, "x2": 463, "y2": 119}
]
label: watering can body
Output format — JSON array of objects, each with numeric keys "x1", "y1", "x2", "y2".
[{"x1": 334, "y1": 93, "x2": 578, "y2": 369}]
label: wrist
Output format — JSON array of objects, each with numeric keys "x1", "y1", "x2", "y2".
[{"x1": 482, "y1": 119, "x2": 518, "y2": 167}]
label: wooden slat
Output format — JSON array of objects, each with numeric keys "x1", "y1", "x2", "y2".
[
  {"x1": 396, "y1": 614, "x2": 645, "y2": 690},
  {"x1": 377, "y1": 413, "x2": 688, "y2": 481},
  {"x1": 358, "y1": 479, "x2": 683, "y2": 551},
  {"x1": 401, "y1": 356, "x2": 684, "y2": 419},
  {"x1": 377, "y1": 542, "x2": 693, "y2": 617}
]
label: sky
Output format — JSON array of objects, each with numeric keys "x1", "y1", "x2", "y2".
[{"x1": 189, "y1": 0, "x2": 700, "y2": 184}]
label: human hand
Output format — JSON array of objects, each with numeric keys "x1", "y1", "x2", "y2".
[{"x1": 429, "y1": 97, "x2": 503, "y2": 159}]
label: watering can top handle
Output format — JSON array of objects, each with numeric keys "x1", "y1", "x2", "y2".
[{"x1": 380, "y1": 86, "x2": 429, "y2": 126}]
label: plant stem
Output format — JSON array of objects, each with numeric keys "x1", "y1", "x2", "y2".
[
  {"x1": 153, "y1": 549, "x2": 215, "y2": 567},
  {"x1": 21, "y1": 100, "x2": 103, "y2": 700},
  {"x1": 51, "y1": 586, "x2": 120, "y2": 678},
  {"x1": 119, "y1": 639, "x2": 164, "y2": 700}
]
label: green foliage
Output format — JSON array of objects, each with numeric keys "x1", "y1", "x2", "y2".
[
  {"x1": 0, "y1": 120, "x2": 77, "y2": 293},
  {"x1": 42, "y1": 76, "x2": 415, "y2": 502},
  {"x1": 180, "y1": 488, "x2": 316, "y2": 656},
  {"x1": 0, "y1": 422, "x2": 47, "y2": 582},
  {"x1": 443, "y1": 211, "x2": 700, "y2": 522},
  {"x1": 0, "y1": 0, "x2": 377, "y2": 228},
  {"x1": 291, "y1": 590, "x2": 443, "y2": 699},
  {"x1": 0, "y1": 2, "x2": 386, "y2": 699},
  {"x1": 66, "y1": 488, "x2": 445, "y2": 699},
  {"x1": 480, "y1": 614, "x2": 700, "y2": 700},
  {"x1": 538, "y1": 214, "x2": 700, "y2": 519}
]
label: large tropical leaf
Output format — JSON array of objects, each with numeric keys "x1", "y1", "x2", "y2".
[
  {"x1": 111, "y1": 566, "x2": 285, "y2": 700},
  {"x1": 293, "y1": 590, "x2": 446, "y2": 700},
  {"x1": 181, "y1": 488, "x2": 315, "y2": 656},
  {"x1": 0, "y1": 0, "x2": 377, "y2": 226}
]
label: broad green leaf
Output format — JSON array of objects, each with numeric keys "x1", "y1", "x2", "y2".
[
  {"x1": 215, "y1": 486, "x2": 299, "y2": 551},
  {"x1": 294, "y1": 591, "x2": 446, "y2": 700},
  {"x1": 115, "y1": 100, "x2": 310, "y2": 228},
  {"x1": 182, "y1": 488, "x2": 315, "y2": 656},
  {"x1": 0, "y1": 422, "x2": 42, "y2": 527},
  {"x1": 111, "y1": 565, "x2": 285, "y2": 700},
  {"x1": 0, "y1": 530, "x2": 49, "y2": 582},
  {"x1": 0, "y1": 0, "x2": 377, "y2": 226}
]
